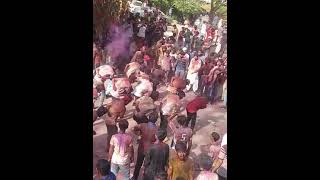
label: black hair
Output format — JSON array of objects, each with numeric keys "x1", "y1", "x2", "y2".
[
  {"x1": 154, "y1": 64, "x2": 161, "y2": 69},
  {"x1": 175, "y1": 142, "x2": 187, "y2": 152},
  {"x1": 176, "y1": 115, "x2": 187, "y2": 126},
  {"x1": 199, "y1": 155, "x2": 213, "y2": 171},
  {"x1": 156, "y1": 129, "x2": 167, "y2": 141},
  {"x1": 118, "y1": 119, "x2": 129, "y2": 131},
  {"x1": 143, "y1": 68, "x2": 152, "y2": 75},
  {"x1": 176, "y1": 177, "x2": 186, "y2": 180},
  {"x1": 155, "y1": 171, "x2": 167, "y2": 180},
  {"x1": 150, "y1": 91, "x2": 159, "y2": 101},
  {"x1": 177, "y1": 90, "x2": 185, "y2": 99},
  {"x1": 185, "y1": 79, "x2": 190, "y2": 85},
  {"x1": 148, "y1": 111, "x2": 158, "y2": 123},
  {"x1": 96, "y1": 159, "x2": 111, "y2": 176},
  {"x1": 211, "y1": 132, "x2": 220, "y2": 142}
]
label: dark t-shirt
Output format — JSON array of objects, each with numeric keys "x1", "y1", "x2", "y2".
[
  {"x1": 184, "y1": 30, "x2": 192, "y2": 42},
  {"x1": 144, "y1": 143, "x2": 170, "y2": 180},
  {"x1": 176, "y1": 56, "x2": 188, "y2": 70},
  {"x1": 97, "y1": 173, "x2": 116, "y2": 180},
  {"x1": 195, "y1": 39, "x2": 204, "y2": 51},
  {"x1": 135, "y1": 122, "x2": 157, "y2": 154}
]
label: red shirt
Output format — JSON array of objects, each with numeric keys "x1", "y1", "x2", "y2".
[{"x1": 186, "y1": 96, "x2": 208, "y2": 113}]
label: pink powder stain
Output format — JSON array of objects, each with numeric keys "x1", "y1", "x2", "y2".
[{"x1": 106, "y1": 24, "x2": 130, "y2": 61}]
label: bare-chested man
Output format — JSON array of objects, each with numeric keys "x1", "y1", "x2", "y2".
[
  {"x1": 124, "y1": 61, "x2": 141, "y2": 82},
  {"x1": 132, "y1": 74, "x2": 153, "y2": 105},
  {"x1": 167, "y1": 76, "x2": 188, "y2": 94},
  {"x1": 160, "y1": 91, "x2": 185, "y2": 131},
  {"x1": 104, "y1": 99, "x2": 126, "y2": 154},
  {"x1": 110, "y1": 76, "x2": 132, "y2": 105},
  {"x1": 93, "y1": 65, "x2": 115, "y2": 107},
  {"x1": 131, "y1": 112, "x2": 158, "y2": 180}
]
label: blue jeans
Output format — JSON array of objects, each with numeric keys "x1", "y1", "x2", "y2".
[
  {"x1": 111, "y1": 163, "x2": 130, "y2": 180},
  {"x1": 175, "y1": 69, "x2": 186, "y2": 79}
]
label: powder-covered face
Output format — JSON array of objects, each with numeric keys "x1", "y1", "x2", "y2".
[{"x1": 177, "y1": 151, "x2": 186, "y2": 160}]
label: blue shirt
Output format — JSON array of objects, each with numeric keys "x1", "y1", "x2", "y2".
[{"x1": 101, "y1": 173, "x2": 116, "y2": 180}]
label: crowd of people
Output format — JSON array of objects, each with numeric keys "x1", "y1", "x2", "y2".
[{"x1": 93, "y1": 6, "x2": 227, "y2": 180}]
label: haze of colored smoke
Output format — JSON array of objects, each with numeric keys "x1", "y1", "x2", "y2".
[{"x1": 106, "y1": 24, "x2": 130, "y2": 61}]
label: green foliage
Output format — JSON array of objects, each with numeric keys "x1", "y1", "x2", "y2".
[
  {"x1": 150, "y1": 0, "x2": 205, "y2": 21},
  {"x1": 210, "y1": 0, "x2": 227, "y2": 18}
]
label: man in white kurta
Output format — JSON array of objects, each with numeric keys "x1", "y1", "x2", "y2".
[{"x1": 186, "y1": 55, "x2": 202, "y2": 92}]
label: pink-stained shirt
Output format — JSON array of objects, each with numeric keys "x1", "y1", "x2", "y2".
[
  {"x1": 169, "y1": 121, "x2": 192, "y2": 148},
  {"x1": 93, "y1": 65, "x2": 115, "y2": 85},
  {"x1": 196, "y1": 171, "x2": 219, "y2": 180},
  {"x1": 209, "y1": 144, "x2": 221, "y2": 160},
  {"x1": 188, "y1": 57, "x2": 202, "y2": 74},
  {"x1": 110, "y1": 133, "x2": 133, "y2": 165},
  {"x1": 133, "y1": 79, "x2": 153, "y2": 97},
  {"x1": 161, "y1": 55, "x2": 172, "y2": 71}
]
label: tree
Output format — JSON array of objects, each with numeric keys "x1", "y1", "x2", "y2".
[
  {"x1": 150, "y1": 0, "x2": 205, "y2": 22},
  {"x1": 210, "y1": 0, "x2": 227, "y2": 20},
  {"x1": 93, "y1": 0, "x2": 129, "y2": 39}
]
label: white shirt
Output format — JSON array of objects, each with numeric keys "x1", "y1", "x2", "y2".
[
  {"x1": 110, "y1": 133, "x2": 133, "y2": 165},
  {"x1": 126, "y1": 24, "x2": 133, "y2": 38},
  {"x1": 133, "y1": 79, "x2": 153, "y2": 97},
  {"x1": 196, "y1": 171, "x2": 219, "y2": 180},
  {"x1": 221, "y1": 133, "x2": 227, "y2": 147},
  {"x1": 201, "y1": 24, "x2": 207, "y2": 35},
  {"x1": 138, "y1": 26, "x2": 146, "y2": 38},
  {"x1": 217, "y1": 19, "x2": 223, "y2": 29}
]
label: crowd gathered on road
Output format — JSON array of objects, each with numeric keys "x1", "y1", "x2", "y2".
[{"x1": 93, "y1": 5, "x2": 227, "y2": 180}]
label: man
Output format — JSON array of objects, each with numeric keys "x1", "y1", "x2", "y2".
[
  {"x1": 93, "y1": 65, "x2": 115, "y2": 107},
  {"x1": 143, "y1": 129, "x2": 170, "y2": 180},
  {"x1": 200, "y1": 21, "x2": 207, "y2": 37},
  {"x1": 186, "y1": 96, "x2": 208, "y2": 130},
  {"x1": 212, "y1": 133, "x2": 227, "y2": 180},
  {"x1": 109, "y1": 76, "x2": 132, "y2": 102},
  {"x1": 137, "y1": 22, "x2": 147, "y2": 46},
  {"x1": 175, "y1": 49, "x2": 189, "y2": 79},
  {"x1": 160, "y1": 50, "x2": 172, "y2": 83},
  {"x1": 95, "y1": 159, "x2": 116, "y2": 180},
  {"x1": 124, "y1": 62, "x2": 141, "y2": 81},
  {"x1": 177, "y1": 27, "x2": 185, "y2": 48},
  {"x1": 105, "y1": 99, "x2": 126, "y2": 153},
  {"x1": 160, "y1": 91, "x2": 185, "y2": 131},
  {"x1": 186, "y1": 53, "x2": 202, "y2": 93},
  {"x1": 131, "y1": 112, "x2": 158, "y2": 180},
  {"x1": 108, "y1": 120, "x2": 134, "y2": 180},
  {"x1": 133, "y1": 95, "x2": 156, "y2": 124},
  {"x1": 151, "y1": 65, "x2": 165, "y2": 89},
  {"x1": 131, "y1": 46, "x2": 147, "y2": 63},
  {"x1": 169, "y1": 76, "x2": 187, "y2": 94},
  {"x1": 196, "y1": 156, "x2": 218, "y2": 180},
  {"x1": 193, "y1": 35, "x2": 204, "y2": 52},
  {"x1": 183, "y1": 28, "x2": 192, "y2": 51},
  {"x1": 132, "y1": 74, "x2": 153, "y2": 104},
  {"x1": 168, "y1": 115, "x2": 193, "y2": 155},
  {"x1": 168, "y1": 142, "x2": 194, "y2": 180}
]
